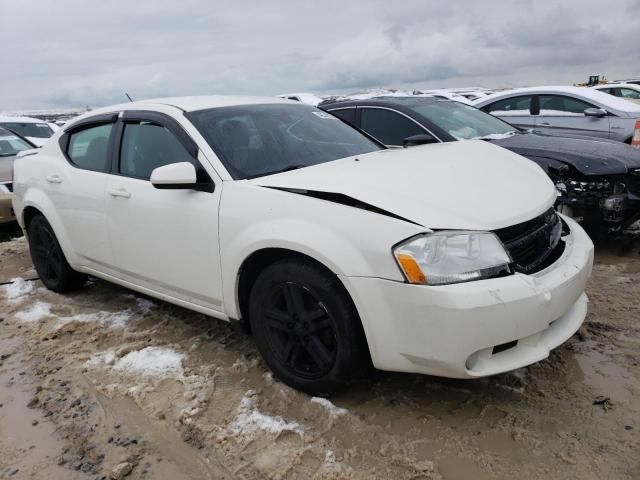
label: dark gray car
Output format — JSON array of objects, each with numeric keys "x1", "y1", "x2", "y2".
[{"x1": 319, "y1": 96, "x2": 640, "y2": 234}]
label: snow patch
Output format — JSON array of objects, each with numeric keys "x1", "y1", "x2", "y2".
[
  {"x1": 311, "y1": 396, "x2": 348, "y2": 417},
  {"x1": 85, "y1": 350, "x2": 117, "y2": 368},
  {"x1": 57, "y1": 310, "x2": 132, "y2": 329},
  {"x1": 5, "y1": 277, "x2": 34, "y2": 302},
  {"x1": 229, "y1": 391, "x2": 304, "y2": 437},
  {"x1": 15, "y1": 302, "x2": 52, "y2": 322},
  {"x1": 113, "y1": 347, "x2": 184, "y2": 378}
]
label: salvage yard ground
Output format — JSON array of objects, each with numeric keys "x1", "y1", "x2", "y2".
[{"x1": 0, "y1": 233, "x2": 638, "y2": 479}]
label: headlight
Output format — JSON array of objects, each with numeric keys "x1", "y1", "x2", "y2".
[{"x1": 393, "y1": 231, "x2": 512, "y2": 285}]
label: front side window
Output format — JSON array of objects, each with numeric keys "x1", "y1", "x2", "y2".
[
  {"x1": 187, "y1": 104, "x2": 380, "y2": 179},
  {"x1": 483, "y1": 96, "x2": 533, "y2": 116},
  {"x1": 360, "y1": 108, "x2": 425, "y2": 146},
  {"x1": 0, "y1": 122, "x2": 54, "y2": 139},
  {"x1": 410, "y1": 101, "x2": 516, "y2": 140},
  {"x1": 119, "y1": 122, "x2": 196, "y2": 180},
  {"x1": 0, "y1": 132, "x2": 34, "y2": 157},
  {"x1": 67, "y1": 123, "x2": 114, "y2": 172},
  {"x1": 538, "y1": 95, "x2": 595, "y2": 115},
  {"x1": 619, "y1": 88, "x2": 640, "y2": 100}
]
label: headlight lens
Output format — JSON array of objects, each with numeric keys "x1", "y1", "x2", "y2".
[{"x1": 393, "y1": 231, "x2": 512, "y2": 285}]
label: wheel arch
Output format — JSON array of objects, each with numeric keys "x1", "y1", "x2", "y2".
[
  {"x1": 19, "y1": 193, "x2": 77, "y2": 267},
  {"x1": 236, "y1": 248, "x2": 347, "y2": 326},
  {"x1": 234, "y1": 247, "x2": 374, "y2": 366}
]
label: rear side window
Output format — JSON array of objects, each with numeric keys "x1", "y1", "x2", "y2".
[
  {"x1": 67, "y1": 123, "x2": 114, "y2": 172},
  {"x1": 119, "y1": 122, "x2": 196, "y2": 180},
  {"x1": 539, "y1": 95, "x2": 595, "y2": 115},
  {"x1": 483, "y1": 96, "x2": 532, "y2": 115},
  {"x1": 329, "y1": 108, "x2": 357, "y2": 127},
  {"x1": 360, "y1": 108, "x2": 425, "y2": 146},
  {"x1": 619, "y1": 88, "x2": 640, "y2": 100}
]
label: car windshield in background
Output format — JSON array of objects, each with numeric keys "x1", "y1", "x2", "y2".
[
  {"x1": 0, "y1": 122, "x2": 54, "y2": 138},
  {"x1": 0, "y1": 131, "x2": 34, "y2": 156},
  {"x1": 411, "y1": 101, "x2": 518, "y2": 140},
  {"x1": 187, "y1": 104, "x2": 381, "y2": 179}
]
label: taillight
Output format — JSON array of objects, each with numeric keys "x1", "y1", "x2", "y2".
[{"x1": 632, "y1": 120, "x2": 640, "y2": 148}]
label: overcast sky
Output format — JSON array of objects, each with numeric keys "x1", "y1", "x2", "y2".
[{"x1": 2, "y1": 0, "x2": 639, "y2": 110}]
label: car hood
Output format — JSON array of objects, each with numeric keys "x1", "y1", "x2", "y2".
[
  {"x1": 250, "y1": 140, "x2": 556, "y2": 230},
  {"x1": 489, "y1": 132, "x2": 640, "y2": 175}
]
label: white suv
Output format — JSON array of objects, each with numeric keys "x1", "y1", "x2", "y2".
[{"x1": 12, "y1": 96, "x2": 594, "y2": 393}]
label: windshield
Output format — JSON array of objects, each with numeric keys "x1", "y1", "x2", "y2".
[
  {"x1": 410, "y1": 101, "x2": 517, "y2": 140},
  {"x1": 0, "y1": 131, "x2": 34, "y2": 157},
  {"x1": 0, "y1": 121, "x2": 54, "y2": 139},
  {"x1": 187, "y1": 104, "x2": 381, "y2": 179}
]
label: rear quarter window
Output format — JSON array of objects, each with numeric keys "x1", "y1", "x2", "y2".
[{"x1": 67, "y1": 123, "x2": 114, "y2": 172}]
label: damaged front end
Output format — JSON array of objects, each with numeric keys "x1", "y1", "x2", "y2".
[{"x1": 553, "y1": 169, "x2": 640, "y2": 234}]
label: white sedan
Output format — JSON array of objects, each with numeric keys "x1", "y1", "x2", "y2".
[{"x1": 12, "y1": 96, "x2": 594, "y2": 393}]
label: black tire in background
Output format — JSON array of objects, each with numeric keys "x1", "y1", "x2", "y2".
[
  {"x1": 249, "y1": 258, "x2": 371, "y2": 395},
  {"x1": 27, "y1": 214, "x2": 87, "y2": 292}
]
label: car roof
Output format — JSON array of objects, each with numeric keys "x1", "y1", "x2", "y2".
[
  {"x1": 473, "y1": 85, "x2": 640, "y2": 112},
  {"x1": 321, "y1": 95, "x2": 444, "y2": 109},
  {"x1": 0, "y1": 114, "x2": 49, "y2": 123},
  {"x1": 593, "y1": 83, "x2": 640, "y2": 89},
  {"x1": 65, "y1": 95, "x2": 300, "y2": 127}
]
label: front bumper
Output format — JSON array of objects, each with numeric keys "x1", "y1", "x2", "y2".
[
  {"x1": 342, "y1": 215, "x2": 594, "y2": 378},
  {"x1": 0, "y1": 191, "x2": 15, "y2": 224}
]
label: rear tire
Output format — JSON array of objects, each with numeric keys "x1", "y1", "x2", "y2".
[
  {"x1": 27, "y1": 214, "x2": 87, "y2": 292},
  {"x1": 249, "y1": 258, "x2": 370, "y2": 395}
]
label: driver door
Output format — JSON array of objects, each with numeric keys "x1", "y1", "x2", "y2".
[{"x1": 105, "y1": 111, "x2": 224, "y2": 312}]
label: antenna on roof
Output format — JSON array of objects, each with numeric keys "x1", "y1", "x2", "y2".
[{"x1": 125, "y1": 93, "x2": 134, "y2": 102}]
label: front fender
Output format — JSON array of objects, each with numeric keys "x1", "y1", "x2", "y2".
[{"x1": 219, "y1": 182, "x2": 425, "y2": 319}]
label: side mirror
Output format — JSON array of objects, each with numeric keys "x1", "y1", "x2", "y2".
[
  {"x1": 150, "y1": 162, "x2": 197, "y2": 189},
  {"x1": 403, "y1": 133, "x2": 438, "y2": 147},
  {"x1": 584, "y1": 107, "x2": 607, "y2": 118}
]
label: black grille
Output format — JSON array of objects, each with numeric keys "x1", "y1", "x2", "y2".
[{"x1": 494, "y1": 208, "x2": 564, "y2": 274}]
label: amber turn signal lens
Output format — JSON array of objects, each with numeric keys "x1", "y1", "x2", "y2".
[{"x1": 395, "y1": 253, "x2": 427, "y2": 284}]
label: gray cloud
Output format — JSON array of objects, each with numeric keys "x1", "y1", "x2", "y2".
[{"x1": 1, "y1": 0, "x2": 638, "y2": 110}]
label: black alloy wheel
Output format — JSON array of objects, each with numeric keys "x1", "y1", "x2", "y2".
[
  {"x1": 263, "y1": 281, "x2": 337, "y2": 379},
  {"x1": 27, "y1": 214, "x2": 86, "y2": 292},
  {"x1": 249, "y1": 258, "x2": 370, "y2": 394}
]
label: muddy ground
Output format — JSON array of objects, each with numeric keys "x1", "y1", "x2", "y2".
[{"x1": 0, "y1": 229, "x2": 638, "y2": 480}]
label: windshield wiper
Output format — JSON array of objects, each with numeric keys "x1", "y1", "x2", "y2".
[{"x1": 245, "y1": 164, "x2": 308, "y2": 179}]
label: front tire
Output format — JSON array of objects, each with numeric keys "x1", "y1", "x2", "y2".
[
  {"x1": 27, "y1": 214, "x2": 87, "y2": 292},
  {"x1": 249, "y1": 258, "x2": 370, "y2": 395}
]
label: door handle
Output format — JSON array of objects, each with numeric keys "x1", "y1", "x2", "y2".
[
  {"x1": 538, "y1": 122, "x2": 552, "y2": 126},
  {"x1": 108, "y1": 187, "x2": 131, "y2": 199},
  {"x1": 46, "y1": 174, "x2": 62, "y2": 184}
]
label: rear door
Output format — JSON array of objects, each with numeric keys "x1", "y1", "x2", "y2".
[
  {"x1": 104, "y1": 111, "x2": 224, "y2": 311},
  {"x1": 480, "y1": 95, "x2": 535, "y2": 129},
  {"x1": 53, "y1": 115, "x2": 118, "y2": 270},
  {"x1": 535, "y1": 94, "x2": 610, "y2": 138}
]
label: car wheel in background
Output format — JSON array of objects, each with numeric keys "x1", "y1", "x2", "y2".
[
  {"x1": 27, "y1": 214, "x2": 87, "y2": 292},
  {"x1": 249, "y1": 258, "x2": 370, "y2": 395}
]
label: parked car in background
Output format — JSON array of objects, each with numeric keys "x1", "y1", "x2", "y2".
[
  {"x1": 319, "y1": 96, "x2": 640, "y2": 233},
  {"x1": 12, "y1": 96, "x2": 593, "y2": 393},
  {"x1": 591, "y1": 83, "x2": 640, "y2": 106},
  {"x1": 613, "y1": 78, "x2": 640, "y2": 86},
  {"x1": 0, "y1": 115, "x2": 55, "y2": 147},
  {"x1": 276, "y1": 93, "x2": 323, "y2": 106},
  {"x1": 472, "y1": 86, "x2": 640, "y2": 145},
  {"x1": 0, "y1": 127, "x2": 37, "y2": 223}
]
